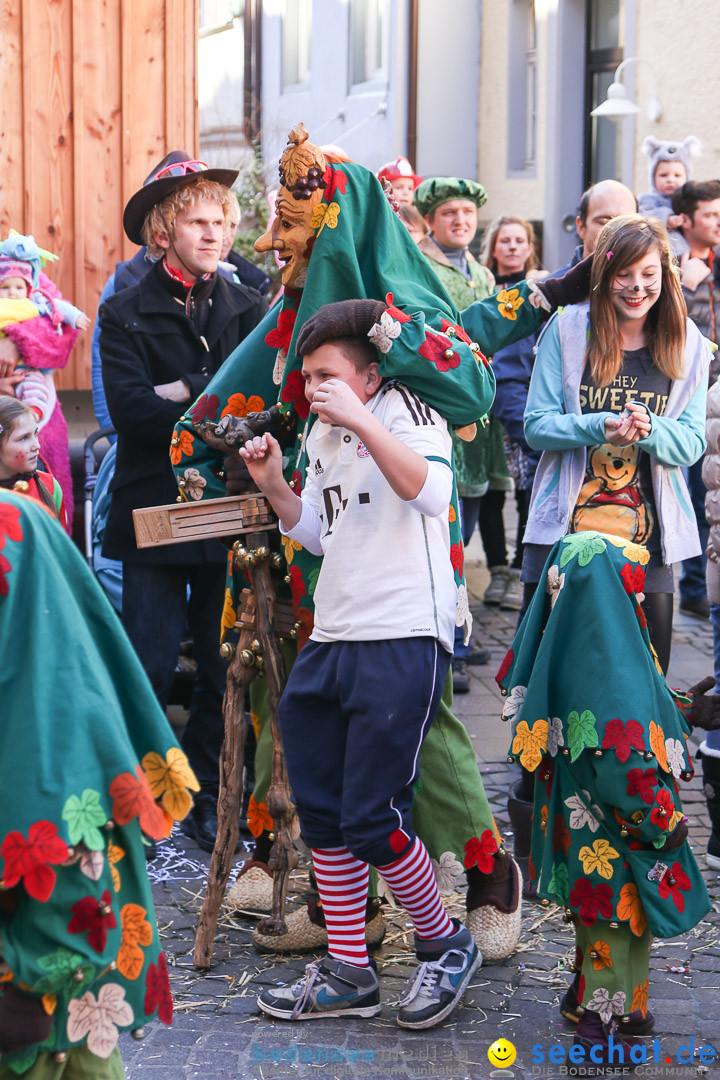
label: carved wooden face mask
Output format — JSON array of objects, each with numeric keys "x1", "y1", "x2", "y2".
[{"x1": 254, "y1": 123, "x2": 327, "y2": 289}]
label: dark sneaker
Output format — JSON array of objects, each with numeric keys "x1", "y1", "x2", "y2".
[
  {"x1": 452, "y1": 659, "x2": 470, "y2": 695},
  {"x1": 397, "y1": 919, "x2": 480, "y2": 1029},
  {"x1": 257, "y1": 955, "x2": 381, "y2": 1021},
  {"x1": 679, "y1": 596, "x2": 710, "y2": 619}
]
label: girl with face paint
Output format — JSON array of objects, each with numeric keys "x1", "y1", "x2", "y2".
[{"x1": 0, "y1": 395, "x2": 66, "y2": 526}]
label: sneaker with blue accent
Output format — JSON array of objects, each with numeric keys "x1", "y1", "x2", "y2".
[
  {"x1": 397, "y1": 918, "x2": 480, "y2": 1029},
  {"x1": 257, "y1": 955, "x2": 381, "y2": 1021}
]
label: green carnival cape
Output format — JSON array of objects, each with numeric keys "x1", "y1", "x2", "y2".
[
  {"x1": 0, "y1": 492, "x2": 199, "y2": 1073},
  {"x1": 169, "y1": 162, "x2": 546, "y2": 874},
  {"x1": 497, "y1": 531, "x2": 710, "y2": 939}
]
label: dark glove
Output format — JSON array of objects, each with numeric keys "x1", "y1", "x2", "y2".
[
  {"x1": 688, "y1": 676, "x2": 720, "y2": 730},
  {"x1": 296, "y1": 299, "x2": 388, "y2": 357},
  {"x1": 533, "y1": 255, "x2": 593, "y2": 310},
  {"x1": 223, "y1": 454, "x2": 255, "y2": 496},
  {"x1": 658, "y1": 819, "x2": 689, "y2": 852},
  {"x1": 0, "y1": 984, "x2": 53, "y2": 1057}
]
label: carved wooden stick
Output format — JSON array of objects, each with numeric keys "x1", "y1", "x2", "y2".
[
  {"x1": 193, "y1": 624, "x2": 254, "y2": 969},
  {"x1": 252, "y1": 543, "x2": 297, "y2": 936}
]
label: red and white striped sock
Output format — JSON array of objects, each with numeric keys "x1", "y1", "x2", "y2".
[
  {"x1": 311, "y1": 847, "x2": 370, "y2": 966},
  {"x1": 378, "y1": 837, "x2": 454, "y2": 940}
]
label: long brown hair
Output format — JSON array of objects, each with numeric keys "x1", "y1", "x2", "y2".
[
  {"x1": 0, "y1": 395, "x2": 59, "y2": 517},
  {"x1": 588, "y1": 214, "x2": 686, "y2": 387},
  {"x1": 481, "y1": 214, "x2": 538, "y2": 274}
]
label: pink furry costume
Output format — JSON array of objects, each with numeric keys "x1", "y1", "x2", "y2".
[{"x1": 3, "y1": 271, "x2": 78, "y2": 532}]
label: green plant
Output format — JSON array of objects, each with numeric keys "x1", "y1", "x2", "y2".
[{"x1": 233, "y1": 142, "x2": 279, "y2": 287}]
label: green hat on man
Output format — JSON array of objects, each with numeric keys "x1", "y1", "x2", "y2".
[{"x1": 414, "y1": 177, "x2": 487, "y2": 219}]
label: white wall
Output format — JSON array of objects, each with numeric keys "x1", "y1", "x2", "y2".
[
  {"x1": 261, "y1": 0, "x2": 409, "y2": 180},
  {"x1": 414, "y1": 0, "x2": 482, "y2": 179}
]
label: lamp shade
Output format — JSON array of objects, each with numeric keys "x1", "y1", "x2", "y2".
[{"x1": 590, "y1": 81, "x2": 641, "y2": 118}]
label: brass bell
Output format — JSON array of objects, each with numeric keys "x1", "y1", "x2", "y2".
[
  {"x1": 293, "y1": 621, "x2": 301, "y2": 632},
  {"x1": 681, "y1": 770, "x2": 693, "y2": 781},
  {"x1": 255, "y1": 655, "x2": 265, "y2": 670},
  {"x1": 107, "y1": 960, "x2": 117, "y2": 971},
  {"x1": 254, "y1": 546, "x2": 270, "y2": 561},
  {"x1": 176, "y1": 496, "x2": 183, "y2": 502},
  {"x1": 132, "y1": 1027, "x2": 146, "y2": 1041},
  {"x1": 501, "y1": 715, "x2": 509, "y2": 723},
  {"x1": 500, "y1": 687, "x2": 508, "y2": 697},
  {"x1": 594, "y1": 749, "x2": 602, "y2": 757},
  {"x1": 657, "y1": 807, "x2": 667, "y2": 816},
  {"x1": 177, "y1": 478, "x2": 186, "y2": 489},
  {"x1": 668, "y1": 876, "x2": 676, "y2": 886},
  {"x1": 540, "y1": 898, "x2": 550, "y2": 907},
  {"x1": 234, "y1": 546, "x2": 248, "y2": 567},
  {"x1": 289, "y1": 629, "x2": 298, "y2": 639},
  {"x1": 73, "y1": 969, "x2": 85, "y2": 983},
  {"x1": 504, "y1": 301, "x2": 514, "y2": 311},
  {"x1": 609, "y1": 921, "x2": 619, "y2": 930},
  {"x1": 644, "y1": 751, "x2": 654, "y2": 761},
  {"x1": 100, "y1": 904, "x2": 112, "y2": 916},
  {"x1": 54, "y1": 1052, "x2": 68, "y2": 1063},
  {"x1": 271, "y1": 553, "x2": 284, "y2": 570},
  {"x1": 289, "y1": 479, "x2": 296, "y2": 490},
  {"x1": 219, "y1": 642, "x2": 236, "y2": 661},
  {"x1": 470, "y1": 341, "x2": 480, "y2": 351},
  {"x1": 217, "y1": 469, "x2": 225, "y2": 479},
  {"x1": 104, "y1": 819, "x2": 115, "y2": 830},
  {"x1": 620, "y1": 826, "x2": 629, "y2": 837},
  {"x1": 240, "y1": 649, "x2": 256, "y2": 667},
  {"x1": 445, "y1": 326, "x2": 456, "y2": 337},
  {"x1": 443, "y1": 349, "x2": 455, "y2": 360},
  {"x1": 506, "y1": 755, "x2": 514, "y2": 764},
  {"x1": 250, "y1": 639, "x2": 262, "y2": 654},
  {"x1": 170, "y1": 437, "x2": 179, "y2": 447},
  {"x1": 589, "y1": 949, "x2": 598, "y2": 959},
  {"x1": 562, "y1": 748, "x2": 570, "y2": 757},
  {"x1": 13, "y1": 480, "x2": 29, "y2": 493}
]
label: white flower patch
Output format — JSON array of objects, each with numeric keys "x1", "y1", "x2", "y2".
[
  {"x1": 665, "y1": 737, "x2": 687, "y2": 779},
  {"x1": 182, "y1": 467, "x2": 206, "y2": 501},
  {"x1": 564, "y1": 793, "x2": 601, "y2": 833},
  {"x1": 273, "y1": 349, "x2": 287, "y2": 385},
  {"x1": 368, "y1": 311, "x2": 402, "y2": 354},
  {"x1": 546, "y1": 564, "x2": 565, "y2": 609},
  {"x1": 585, "y1": 988, "x2": 626, "y2": 1025},
  {"x1": 547, "y1": 716, "x2": 565, "y2": 757},
  {"x1": 67, "y1": 984, "x2": 133, "y2": 1058},
  {"x1": 502, "y1": 684, "x2": 527, "y2": 723},
  {"x1": 431, "y1": 851, "x2": 464, "y2": 894}
]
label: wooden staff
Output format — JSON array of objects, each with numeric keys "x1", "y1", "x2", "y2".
[{"x1": 193, "y1": 533, "x2": 298, "y2": 969}]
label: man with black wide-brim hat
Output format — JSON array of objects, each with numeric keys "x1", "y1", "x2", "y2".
[{"x1": 100, "y1": 151, "x2": 267, "y2": 850}]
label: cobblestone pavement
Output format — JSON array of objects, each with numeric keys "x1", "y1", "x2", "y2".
[{"x1": 120, "y1": 555, "x2": 720, "y2": 1080}]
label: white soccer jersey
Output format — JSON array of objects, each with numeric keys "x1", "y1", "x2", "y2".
[{"x1": 283, "y1": 381, "x2": 457, "y2": 651}]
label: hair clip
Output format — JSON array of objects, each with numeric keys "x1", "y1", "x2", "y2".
[{"x1": 606, "y1": 251, "x2": 613, "y2": 259}]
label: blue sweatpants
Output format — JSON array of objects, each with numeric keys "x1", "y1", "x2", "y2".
[{"x1": 278, "y1": 637, "x2": 451, "y2": 867}]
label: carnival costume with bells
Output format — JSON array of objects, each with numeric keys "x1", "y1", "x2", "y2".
[
  {"x1": 0, "y1": 491, "x2": 199, "y2": 1077},
  {"x1": 497, "y1": 530, "x2": 710, "y2": 1043},
  {"x1": 171, "y1": 125, "x2": 551, "y2": 956}
]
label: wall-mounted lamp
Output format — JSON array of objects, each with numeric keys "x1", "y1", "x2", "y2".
[{"x1": 590, "y1": 56, "x2": 662, "y2": 122}]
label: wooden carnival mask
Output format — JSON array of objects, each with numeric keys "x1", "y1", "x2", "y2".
[{"x1": 255, "y1": 124, "x2": 327, "y2": 289}]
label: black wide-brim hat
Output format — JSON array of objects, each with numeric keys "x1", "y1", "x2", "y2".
[{"x1": 123, "y1": 150, "x2": 239, "y2": 245}]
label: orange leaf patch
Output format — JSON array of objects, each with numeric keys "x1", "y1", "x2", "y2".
[
  {"x1": 109, "y1": 767, "x2": 173, "y2": 840},
  {"x1": 117, "y1": 904, "x2": 153, "y2": 981},
  {"x1": 616, "y1": 882, "x2": 648, "y2": 937}
]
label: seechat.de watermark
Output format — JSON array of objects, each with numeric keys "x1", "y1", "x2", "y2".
[{"x1": 530, "y1": 1036, "x2": 717, "y2": 1074}]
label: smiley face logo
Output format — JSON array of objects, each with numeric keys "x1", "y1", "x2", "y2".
[{"x1": 488, "y1": 1038, "x2": 517, "y2": 1069}]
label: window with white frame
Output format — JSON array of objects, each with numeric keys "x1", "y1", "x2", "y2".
[
  {"x1": 507, "y1": 0, "x2": 537, "y2": 175},
  {"x1": 349, "y1": 0, "x2": 389, "y2": 90},
  {"x1": 282, "y1": 0, "x2": 312, "y2": 91}
]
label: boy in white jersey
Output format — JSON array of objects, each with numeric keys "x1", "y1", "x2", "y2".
[{"x1": 240, "y1": 299, "x2": 479, "y2": 1029}]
